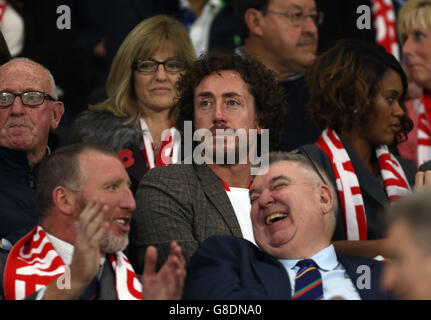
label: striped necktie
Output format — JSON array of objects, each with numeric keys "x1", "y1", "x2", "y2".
[{"x1": 293, "y1": 259, "x2": 324, "y2": 300}]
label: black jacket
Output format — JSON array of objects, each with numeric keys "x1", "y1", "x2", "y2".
[{"x1": 0, "y1": 147, "x2": 40, "y2": 245}]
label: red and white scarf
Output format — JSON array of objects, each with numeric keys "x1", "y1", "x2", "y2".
[
  {"x1": 140, "y1": 118, "x2": 180, "y2": 169},
  {"x1": 4, "y1": 225, "x2": 143, "y2": 300},
  {"x1": 417, "y1": 91, "x2": 431, "y2": 166},
  {"x1": 316, "y1": 129, "x2": 411, "y2": 240},
  {"x1": 371, "y1": 0, "x2": 399, "y2": 60}
]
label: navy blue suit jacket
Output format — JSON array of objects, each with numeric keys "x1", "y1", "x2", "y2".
[{"x1": 183, "y1": 236, "x2": 390, "y2": 300}]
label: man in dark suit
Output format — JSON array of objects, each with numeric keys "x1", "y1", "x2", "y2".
[
  {"x1": 129, "y1": 52, "x2": 287, "y2": 271},
  {"x1": 233, "y1": 0, "x2": 322, "y2": 151},
  {"x1": 1, "y1": 143, "x2": 185, "y2": 300},
  {"x1": 183, "y1": 151, "x2": 390, "y2": 299}
]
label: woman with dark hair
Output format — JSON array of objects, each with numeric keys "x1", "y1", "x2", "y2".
[
  {"x1": 301, "y1": 39, "x2": 417, "y2": 258},
  {"x1": 0, "y1": 30, "x2": 11, "y2": 65}
]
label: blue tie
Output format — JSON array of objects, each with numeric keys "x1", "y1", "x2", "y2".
[{"x1": 293, "y1": 259, "x2": 324, "y2": 300}]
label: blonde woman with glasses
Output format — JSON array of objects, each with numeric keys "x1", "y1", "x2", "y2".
[{"x1": 71, "y1": 15, "x2": 196, "y2": 194}]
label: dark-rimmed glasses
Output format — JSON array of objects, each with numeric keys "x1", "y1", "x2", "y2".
[
  {"x1": 0, "y1": 91, "x2": 57, "y2": 108},
  {"x1": 133, "y1": 59, "x2": 186, "y2": 74},
  {"x1": 266, "y1": 10, "x2": 324, "y2": 27}
]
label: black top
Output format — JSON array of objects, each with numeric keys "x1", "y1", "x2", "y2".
[{"x1": 277, "y1": 76, "x2": 321, "y2": 152}]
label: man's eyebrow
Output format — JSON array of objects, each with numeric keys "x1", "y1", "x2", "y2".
[
  {"x1": 222, "y1": 92, "x2": 241, "y2": 98},
  {"x1": 269, "y1": 175, "x2": 291, "y2": 185},
  {"x1": 195, "y1": 92, "x2": 214, "y2": 98},
  {"x1": 0, "y1": 87, "x2": 40, "y2": 92},
  {"x1": 285, "y1": 4, "x2": 317, "y2": 12},
  {"x1": 249, "y1": 175, "x2": 291, "y2": 196}
]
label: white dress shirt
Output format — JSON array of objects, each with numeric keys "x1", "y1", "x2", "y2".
[
  {"x1": 225, "y1": 187, "x2": 256, "y2": 245},
  {"x1": 278, "y1": 245, "x2": 361, "y2": 300}
]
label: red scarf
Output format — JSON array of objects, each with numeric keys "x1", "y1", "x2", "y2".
[
  {"x1": 140, "y1": 118, "x2": 180, "y2": 169},
  {"x1": 316, "y1": 129, "x2": 411, "y2": 240},
  {"x1": 0, "y1": 1, "x2": 6, "y2": 23},
  {"x1": 371, "y1": 0, "x2": 399, "y2": 60},
  {"x1": 4, "y1": 225, "x2": 143, "y2": 300},
  {"x1": 417, "y1": 91, "x2": 431, "y2": 166}
]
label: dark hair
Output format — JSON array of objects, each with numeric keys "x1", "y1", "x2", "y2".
[
  {"x1": 233, "y1": 0, "x2": 271, "y2": 40},
  {"x1": 306, "y1": 39, "x2": 413, "y2": 148},
  {"x1": 175, "y1": 51, "x2": 288, "y2": 150},
  {"x1": 0, "y1": 31, "x2": 11, "y2": 65},
  {"x1": 36, "y1": 143, "x2": 118, "y2": 221}
]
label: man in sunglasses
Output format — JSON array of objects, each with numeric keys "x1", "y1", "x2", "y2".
[
  {"x1": 183, "y1": 151, "x2": 390, "y2": 300},
  {"x1": 0, "y1": 58, "x2": 65, "y2": 250},
  {"x1": 233, "y1": 0, "x2": 321, "y2": 151}
]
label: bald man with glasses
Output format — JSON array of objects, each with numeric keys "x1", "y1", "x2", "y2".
[{"x1": 0, "y1": 58, "x2": 65, "y2": 250}]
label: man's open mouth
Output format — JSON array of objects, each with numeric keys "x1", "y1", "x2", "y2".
[{"x1": 266, "y1": 213, "x2": 288, "y2": 225}]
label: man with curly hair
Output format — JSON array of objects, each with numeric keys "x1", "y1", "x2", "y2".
[{"x1": 129, "y1": 52, "x2": 288, "y2": 270}]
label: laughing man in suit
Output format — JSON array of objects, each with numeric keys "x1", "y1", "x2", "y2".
[{"x1": 182, "y1": 151, "x2": 390, "y2": 300}]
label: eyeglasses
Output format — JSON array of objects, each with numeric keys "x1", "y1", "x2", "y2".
[
  {"x1": 292, "y1": 147, "x2": 328, "y2": 185},
  {"x1": 0, "y1": 91, "x2": 57, "y2": 108},
  {"x1": 133, "y1": 59, "x2": 186, "y2": 74},
  {"x1": 266, "y1": 9, "x2": 324, "y2": 27}
]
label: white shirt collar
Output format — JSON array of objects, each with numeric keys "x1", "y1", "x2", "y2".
[
  {"x1": 278, "y1": 244, "x2": 339, "y2": 271},
  {"x1": 45, "y1": 232, "x2": 106, "y2": 268}
]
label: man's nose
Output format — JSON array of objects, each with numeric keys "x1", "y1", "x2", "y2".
[
  {"x1": 122, "y1": 187, "x2": 136, "y2": 211},
  {"x1": 9, "y1": 96, "x2": 26, "y2": 115},
  {"x1": 258, "y1": 189, "x2": 275, "y2": 208},
  {"x1": 212, "y1": 102, "x2": 226, "y2": 124},
  {"x1": 302, "y1": 14, "x2": 318, "y2": 34}
]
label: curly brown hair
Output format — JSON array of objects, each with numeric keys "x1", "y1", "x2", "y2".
[
  {"x1": 306, "y1": 39, "x2": 413, "y2": 148},
  {"x1": 175, "y1": 52, "x2": 288, "y2": 150}
]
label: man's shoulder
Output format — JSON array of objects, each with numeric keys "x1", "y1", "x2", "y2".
[
  {"x1": 142, "y1": 163, "x2": 211, "y2": 184},
  {"x1": 198, "y1": 235, "x2": 261, "y2": 257},
  {"x1": 336, "y1": 252, "x2": 384, "y2": 272}
]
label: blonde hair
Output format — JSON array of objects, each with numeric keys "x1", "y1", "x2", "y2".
[
  {"x1": 398, "y1": 0, "x2": 431, "y2": 43},
  {"x1": 91, "y1": 15, "x2": 196, "y2": 124}
]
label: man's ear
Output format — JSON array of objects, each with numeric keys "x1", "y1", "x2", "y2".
[
  {"x1": 52, "y1": 186, "x2": 77, "y2": 216},
  {"x1": 244, "y1": 8, "x2": 265, "y2": 37},
  {"x1": 319, "y1": 184, "x2": 333, "y2": 215},
  {"x1": 50, "y1": 101, "x2": 65, "y2": 130}
]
